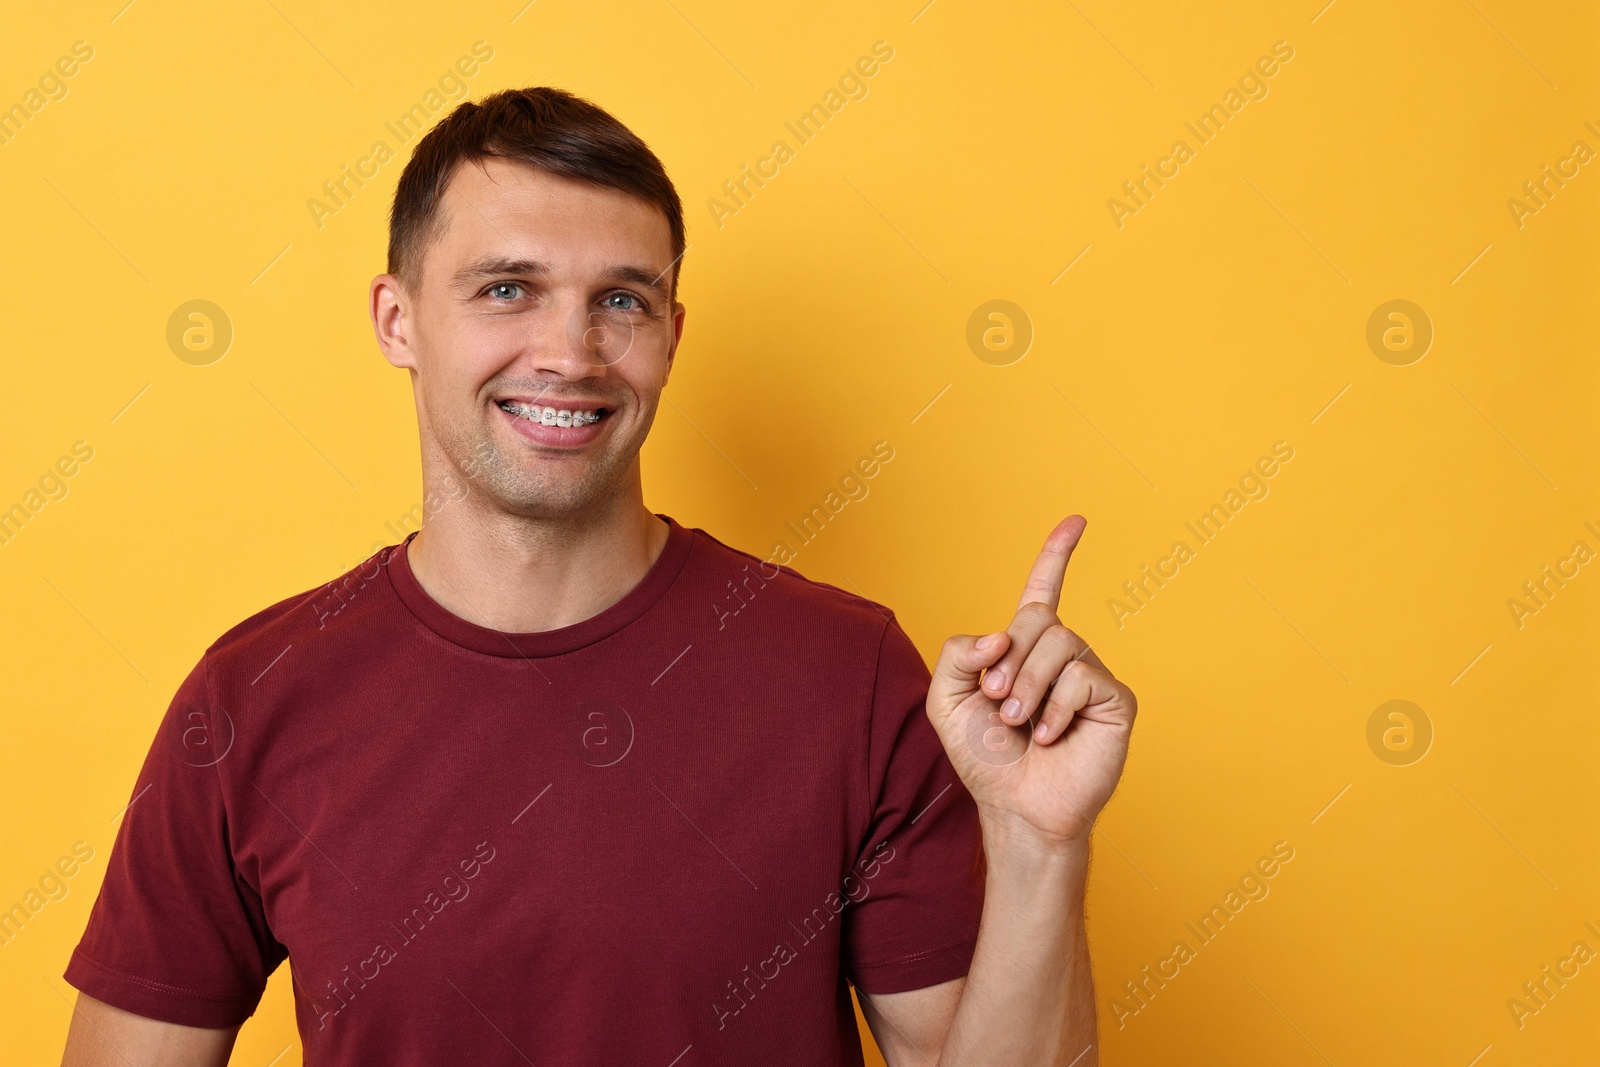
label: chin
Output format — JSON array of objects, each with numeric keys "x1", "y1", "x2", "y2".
[{"x1": 494, "y1": 464, "x2": 632, "y2": 519}]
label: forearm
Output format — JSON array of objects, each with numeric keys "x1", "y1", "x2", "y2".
[{"x1": 938, "y1": 815, "x2": 1096, "y2": 1067}]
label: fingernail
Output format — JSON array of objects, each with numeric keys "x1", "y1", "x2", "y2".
[
  {"x1": 1001, "y1": 697, "x2": 1022, "y2": 722},
  {"x1": 984, "y1": 669, "x2": 1006, "y2": 692},
  {"x1": 976, "y1": 633, "x2": 997, "y2": 650},
  {"x1": 1034, "y1": 722, "x2": 1049, "y2": 741}
]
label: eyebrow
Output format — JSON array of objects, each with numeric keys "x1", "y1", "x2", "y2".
[
  {"x1": 449, "y1": 256, "x2": 673, "y2": 302},
  {"x1": 450, "y1": 257, "x2": 549, "y2": 288}
]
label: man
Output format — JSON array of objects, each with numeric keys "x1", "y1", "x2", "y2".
[{"x1": 61, "y1": 87, "x2": 1136, "y2": 1066}]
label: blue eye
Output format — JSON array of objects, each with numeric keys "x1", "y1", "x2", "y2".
[
  {"x1": 487, "y1": 282, "x2": 522, "y2": 300},
  {"x1": 604, "y1": 291, "x2": 642, "y2": 311}
]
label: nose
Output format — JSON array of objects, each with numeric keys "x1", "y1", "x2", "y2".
[{"x1": 519, "y1": 291, "x2": 612, "y2": 383}]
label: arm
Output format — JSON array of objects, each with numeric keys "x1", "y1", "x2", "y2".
[
  {"x1": 62, "y1": 993, "x2": 239, "y2": 1067},
  {"x1": 866, "y1": 516, "x2": 1134, "y2": 1066},
  {"x1": 862, "y1": 836, "x2": 1095, "y2": 1067},
  {"x1": 942, "y1": 821, "x2": 1095, "y2": 1065},
  {"x1": 59, "y1": 655, "x2": 280, "y2": 1063}
]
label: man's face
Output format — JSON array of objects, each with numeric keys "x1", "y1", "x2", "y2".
[{"x1": 372, "y1": 157, "x2": 684, "y2": 519}]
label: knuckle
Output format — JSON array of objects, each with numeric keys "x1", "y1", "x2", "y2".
[
  {"x1": 1043, "y1": 623, "x2": 1074, "y2": 647},
  {"x1": 1042, "y1": 680, "x2": 1075, "y2": 711},
  {"x1": 1020, "y1": 602, "x2": 1058, "y2": 626},
  {"x1": 1012, "y1": 663, "x2": 1049, "y2": 694}
]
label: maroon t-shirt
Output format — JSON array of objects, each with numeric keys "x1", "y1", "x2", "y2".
[{"x1": 65, "y1": 515, "x2": 985, "y2": 1064}]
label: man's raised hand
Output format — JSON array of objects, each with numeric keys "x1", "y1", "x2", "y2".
[{"x1": 926, "y1": 515, "x2": 1138, "y2": 848}]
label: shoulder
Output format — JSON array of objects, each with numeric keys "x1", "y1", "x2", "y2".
[
  {"x1": 679, "y1": 522, "x2": 916, "y2": 662},
  {"x1": 199, "y1": 543, "x2": 398, "y2": 683}
]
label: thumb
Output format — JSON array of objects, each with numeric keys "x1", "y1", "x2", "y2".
[{"x1": 929, "y1": 630, "x2": 1011, "y2": 708}]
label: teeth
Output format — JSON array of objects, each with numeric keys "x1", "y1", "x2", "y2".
[{"x1": 498, "y1": 401, "x2": 602, "y2": 426}]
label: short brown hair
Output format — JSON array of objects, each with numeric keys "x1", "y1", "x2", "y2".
[{"x1": 387, "y1": 87, "x2": 685, "y2": 298}]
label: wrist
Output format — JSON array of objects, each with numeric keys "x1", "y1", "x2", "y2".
[{"x1": 978, "y1": 805, "x2": 1093, "y2": 873}]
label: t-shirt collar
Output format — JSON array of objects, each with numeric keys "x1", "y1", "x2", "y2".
[{"x1": 385, "y1": 513, "x2": 694, "y2": 658}]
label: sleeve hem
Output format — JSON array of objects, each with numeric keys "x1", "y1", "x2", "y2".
[
  {"x1": 63, "y1": 947, "x2": 259, "y2": 1029},
  {"x1": 847, "y1": 936, "x2": 977, "y2": 996}
]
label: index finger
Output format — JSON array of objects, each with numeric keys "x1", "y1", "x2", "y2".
[{"x1": 1016, "y1": 515, "x2": 1088, "y2": 612}]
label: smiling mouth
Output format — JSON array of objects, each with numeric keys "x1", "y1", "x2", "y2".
[{"x1": 496, "y1": 399, "x2": 608, "y2": 428}]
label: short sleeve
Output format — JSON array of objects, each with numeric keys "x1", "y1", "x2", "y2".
[
  {"x1": 63, "y1": 654, "x2": 285, "y2": 1027},
  {"x1": 842, "y1": 616, "x2": 986, "y2": 995}
]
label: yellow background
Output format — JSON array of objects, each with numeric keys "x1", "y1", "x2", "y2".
[{"x1": 2, "y1": 0, "x2": 1596, "y2": 1063}]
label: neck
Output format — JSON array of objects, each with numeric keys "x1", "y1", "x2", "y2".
[{"x1": 405, "y1": 472, "x2": 669, "y2": 634}]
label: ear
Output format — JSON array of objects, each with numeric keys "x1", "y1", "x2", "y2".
[
  {"x1": 664, "y1": 300, "x2": 686, "y2": 381},
  {"x1": 371, "y1": 273, "x2": 416, "y2": 369}
]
